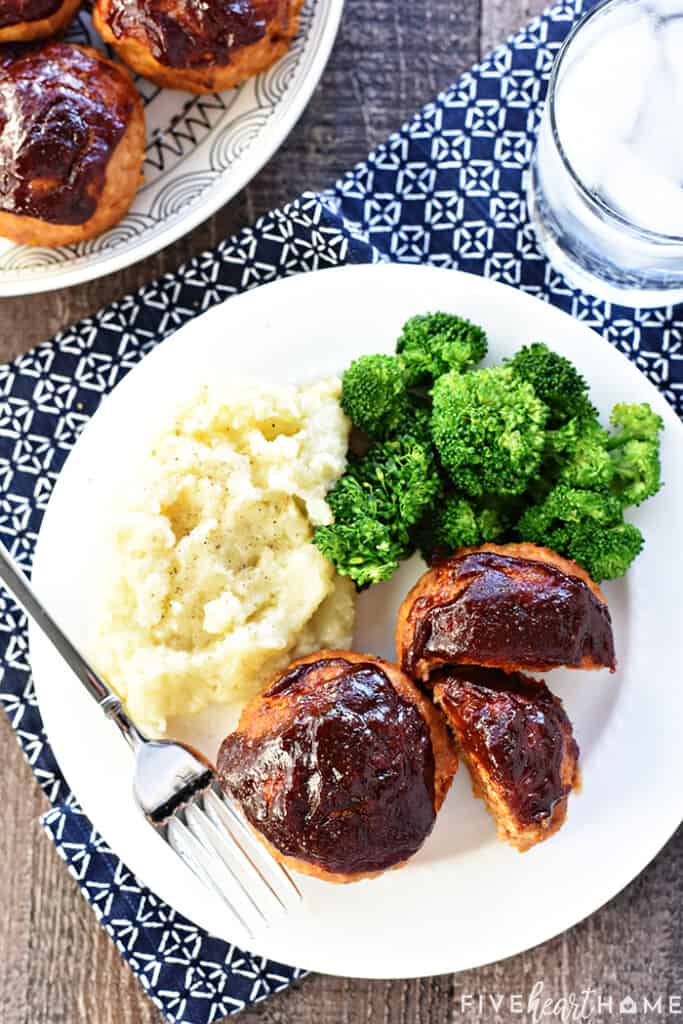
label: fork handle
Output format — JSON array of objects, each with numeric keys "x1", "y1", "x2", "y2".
[{"x1": 0, "y1": 539, "x2": 146, "y2": 750}]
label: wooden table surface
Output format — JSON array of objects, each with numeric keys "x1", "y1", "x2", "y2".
[{"x1": 2, "y1": 2, "x2": 682, "y2": 1021}]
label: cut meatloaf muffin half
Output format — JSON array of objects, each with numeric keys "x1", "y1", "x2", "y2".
[
  {"x1": 397, "y1": 542, "x2": 615, "y2": 681},
  {"x1": 433, "y1": 665, "x2": 580, "y2": 852}
]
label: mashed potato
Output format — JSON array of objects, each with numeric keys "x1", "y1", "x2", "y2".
[{"x1": 93, "y1": 376, "x2": 355, "y2": 735}]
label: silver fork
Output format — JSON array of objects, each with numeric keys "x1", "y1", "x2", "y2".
[{"x1": 0, "y1": 540, "x2": 301, "y2": 938}]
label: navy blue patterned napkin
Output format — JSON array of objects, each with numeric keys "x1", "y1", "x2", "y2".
[{"x1": 2, "y1": 0, "x2": 683, "y2": 1021}]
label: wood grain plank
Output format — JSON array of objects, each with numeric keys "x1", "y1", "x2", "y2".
[
  {"x1": 0, "y1": 714, "x2": 162, "y2": 1024},
  {"x1": 480, "y1": 0, "x2": 545, "y2": 55}
]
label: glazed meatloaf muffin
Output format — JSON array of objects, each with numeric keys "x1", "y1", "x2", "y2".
[
  {"x1": 397, "y1": 542, "x2": 615, "y2": 680},
  {"x1": 217, "y1": 650, "x2": 458, "y2": 882},
  {"x1": 0, "y1": 43, "x2": 144, "y2": 246},
  {"x1": 433, "y1": 666, "x2": 580, "y2": 851},
  {"x1": 0, "y1": 0, "x2": 81, "y2": 43},
  {"x1": 93, "y1": 0, "x2": 303, "y2": 94}
]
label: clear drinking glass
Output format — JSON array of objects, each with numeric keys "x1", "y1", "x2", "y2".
[{"x1": 528, "y1": 0, "x2": 683, "y2": 307}]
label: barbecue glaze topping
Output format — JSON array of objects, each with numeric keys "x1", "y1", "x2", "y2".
[
  {"x1": 218, "y1": 656, "x2": 437, "y2": 876},
  {"x1": 0, "y1": 44, "x2": 134, "y2": 224}
]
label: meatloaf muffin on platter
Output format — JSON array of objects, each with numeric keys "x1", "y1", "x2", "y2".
[
  {"x1": 0, "y1": 0, "x2": 81, "y2": 43},
  {"x1": 0, "y1": 43, "x2": 144, "y2": 246},
  {"x1": 93, "y1": 0, "x2": 303, "y2": 94}
]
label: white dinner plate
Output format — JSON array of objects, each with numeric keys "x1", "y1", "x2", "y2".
[
  {"x1": 30, "y1": 264, "x2": 683, "y2": 978},
  {"x1": 0, "y1": 0, "x2": 342, "y2": 297}
]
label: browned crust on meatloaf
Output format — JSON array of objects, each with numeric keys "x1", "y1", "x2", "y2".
[
  {"x1": 433, "y1": 666, "x2": 580, "y2": 852},
  {"x1": 93, "y1": 0, "x2": 303, "y2": 95},
  {"x1": 218, "y1": 649, "x2": 458, "y2": 883},
  {"x1": 396, "y1": 542, "x2": 615, "y2": 680}
]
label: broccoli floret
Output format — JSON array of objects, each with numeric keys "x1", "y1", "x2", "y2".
[
  {"x1": 415, "y1": 492, "x2": 510, "y2": 562},
  {"x1": 343, "y1": 435, "x2": 440, "y2": 541},
  {"x1": 431, "y1": 366, "x2": 549, "y2": 497},
  {"x1": 518, "y1": 484, "x2": 622, "y2": 534},
  {"x1": 417, "y1": 494, "x2": 481, "y2": 554},
  {"x1": 555, "y1": 522, "x2": 644, "y2": 581},
  {"x1": 546, "y1": 414, "x2": 614, "y2": 490},
  {"x1": 396, "y1": 312, "x2": 488, "y2": 384},
  {"x1": 314, "y1": 519, "x2": 407, "y2": 589},
  {"x1": 508, "y1": 342, "x2": 595, "y2": 426},
  {"x1": 326, "y1": 474, "x2": 378, "y2": 523},
  {"x1": 610, "y1": 439, "x2": 661, "y2": 507},
  {"x1": 314, "y1": 434, "x2": 440, "y2": 587},
  {"x1": 543, "y1": 401, "x2": 663, "y2": 505},
  {"x1": 607, "y1": 402, "x2": 664, "y2": 445},
  {"x1": 477, "y1": 505, "x2": 510, "y2": 542},
  {"x1": 391, "y1": 395, "x2": 434, "y2": 444},
  {"x1": 605, "y1": 403, "x2": 663, "y2": 507},
  {"x1": 516, "y1": 484, "x2": 643, "y2": 580},
  {"x1": 332, "y1": 343, "x2": 662, "y2": 587},
  {"x1": 341, "y1": 354, "x2": 409, "y2": 438}
]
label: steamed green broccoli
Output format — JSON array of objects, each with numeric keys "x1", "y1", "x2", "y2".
[
  {"x1": 508, "y1": 342, "x2": 595, "y2": 426},
  {"x1": 607, "y1": 402, "x2": 664, "y2": 445},
  {"x1": 341, "y1": 354, "x2": 409, "y2": 438},
  {"x1": 518, "y1": 401, "x2": 662, "y2": 576},
  {"x1": 545, "y1": 414, "x2": 614, "y2": 490},
  {"x1": 396, "y1": 312, "x2": 488, "y2": 384},
  {"x1": 556, "y1": 522, "x2": 645, "y2": 582},
  {"x1": 314, "y1": 434, "x2": 440, "y2": 587},
  {"x1": 518, "y1": 485, "x2": 621, "y2": 532},
  {"x1": 610, "y1": 440, "x2": 661, "y2": 507},
  {"x1": 324, "y1": 325, "x2": 664, "y2": 588},
  {"x1": 431, "y1": 366, "x2": 549, "y2": 496},
  {"x1": 542, "y1": 400, "x2": 663, "y2": 505},
  {"x1": 605, "y1": 403, "x2": 664, "y2": 506},
  {"x1": 325, "y1": 474, "x2": 379, "y2": 524},
  {"x1": 391, "y1": 395, "x2": 434, "y2": 443},
  {"x1": 314, "y1": 519, "x2": 408, "y2": 589},
  {"x1": 516, "y1": 484, "x2": 644, "y2": 580},
  {"x1": 342, "y1": 435, "x2": 440, "y2": 540},
  {"x1": 415, "y1": 492, "x2": 510, "y2": 562}
]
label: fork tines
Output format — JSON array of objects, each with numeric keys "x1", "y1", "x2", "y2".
[{"x1": 165, "y1": 781, "x2": 301, "y2": 938}]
